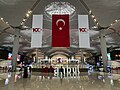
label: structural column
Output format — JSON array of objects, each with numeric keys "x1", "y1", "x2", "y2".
[
  {"x1": 81, "y1": 50, "x2": 84, "y2": 68},
  {"x1": 36, "y1": 48, "x2": 39, "y2": 63},
  {"x1": 12, "y1": 29, "x2": 20, "y2": 71},
  {"x1": 100, "y1": 30, "x2": 108, "y2": 72}
]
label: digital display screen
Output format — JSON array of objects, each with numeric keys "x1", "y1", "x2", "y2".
[
  {"x1": 107, "y1": 53, "x2": 111, "y2": 60},
  {"x1": 99, "y1": 53, "x2": 111, "y2": 61}
]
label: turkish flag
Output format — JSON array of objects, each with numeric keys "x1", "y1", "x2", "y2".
[{"x1": 52, "y1": 15, "x2": 70, "y2": 47}]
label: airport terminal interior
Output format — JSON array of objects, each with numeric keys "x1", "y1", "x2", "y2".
[{"x1": 0, "y1": 0, "x2": 120, "y2": 90}]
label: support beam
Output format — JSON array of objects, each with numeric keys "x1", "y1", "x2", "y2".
[
  {"x1": 11, "y1": 29, "x2": 20, "y2": 71},
  {"x1": 100, "y1": 30, "x2": 108, "y2": 72}
]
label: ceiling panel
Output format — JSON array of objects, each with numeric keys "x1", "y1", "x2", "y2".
[{"x1": 0, "y1": 0, "x2": 119, "y2": 55}]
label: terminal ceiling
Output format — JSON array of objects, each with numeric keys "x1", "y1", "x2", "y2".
[{"x1": 0, "y1": 0, "x2": 120, "y2": 57}]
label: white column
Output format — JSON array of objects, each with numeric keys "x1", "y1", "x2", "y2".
[
  {"x1": 11, "y1": 29, "x2": 20, "y2": 71},
  {"x1": 100, "y1": 30, "x2": 108, "y2": 72}
]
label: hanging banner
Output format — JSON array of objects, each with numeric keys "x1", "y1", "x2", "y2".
[
  {"x1": 52, "y1": 15, "x2": 70, "y2": 47},
  {"x1": 31, "y1": 15, "x2": 43, "y2": 48},
  {"x1": 78, "y1": 15, "x2": 90, "y2": 48}
]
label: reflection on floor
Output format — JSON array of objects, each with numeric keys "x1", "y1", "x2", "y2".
[{"x1": 0, "y1": 71, "x2": 120, "y2": 90}]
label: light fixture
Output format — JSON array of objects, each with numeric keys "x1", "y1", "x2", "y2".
[
  {"x1": 109, "y1": 18, "x2": 120, "y2": 26},
  {"x1": 88, "y1": 9, "x2": 101, "y2": 27},
  {"x1": 20, "y1": 10, "x2": 32, "y2": 26},
  {"x1": 1, "y1": 18, "x2": 3, "y2": 20},
  {"x1": 92, "y1": 26, "x2": 97, "y2": 29},
  {"x1": 94, "y1": 18, "x2": 97, "y2": 22},
  {"x1": 89, "y1": 10, "x2": 92, "y2": 14},
  {"x1": 91, "y1": 15, "x2": 95, "y2": 18},
  {"x1": 115, "y1": 20, "x2": 118, "y2": 22},
  {"x1": 6, "y1": 22, "x2": 8, "y2": 24},
  {"x1": 44, "y1": 2, "x2": 76, "y2": 18},
  {"x1": 26, "y1": 13, "x2": 30, "y2": 17},
  {"x1": 20, "y1": 22, "x2": 24, "y2": 25},
  {"x1": 28, "y1": 10, "x2": 32, "y2": 14},
  {"x1": 23, "y1": 19, "x2": 26, "y2": 22}
]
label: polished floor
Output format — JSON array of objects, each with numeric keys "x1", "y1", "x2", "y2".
[{"x1": 0, "y1": 71, "x2": 120, "y2": 90}]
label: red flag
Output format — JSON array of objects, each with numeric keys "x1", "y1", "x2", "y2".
[{"x1": 52, "y1": 15, "x2": 70, "y2": 47}]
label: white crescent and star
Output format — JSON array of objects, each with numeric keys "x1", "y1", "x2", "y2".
[{"x1": 56, "y1": 19, "x2": 65, "y2": 30}]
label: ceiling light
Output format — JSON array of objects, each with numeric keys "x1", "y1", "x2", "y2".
[
  {"x1": 89, "y1": 10, "x2": 92, "y2": 14},
  {"x1": 1, "y1": 18, "x2": 3, "y2": 20},
  {"x1": 20, "y1": 22, "x2": 24, "y2": 25},
  {"x1": 92, "y1": 26, "x2": 97, "y2": 29},
  {"x1": 23, "y1": 19, "x2": 26, "y2": 22},
  {"x1": 28, "y1": 10, "x2": 32, "y2": 14},
  {"x1": 96, "y1": 23, "x2": 99, "y2": 25},
  {"x1": 91, "y1": 15, "x2": 95, "y2": 18},
  {"x1": 26, "y1": 13, "x2": 30, "y2": 17},
  {"x1": 115, "y1": 20, "x2": 118, "y2": 22},
  {"x1": 6, "y1": 22, "x2": 8, "y2": 24},
  {"x1": 94, "y1": 19, "x2": 97, "y2": 22}
]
